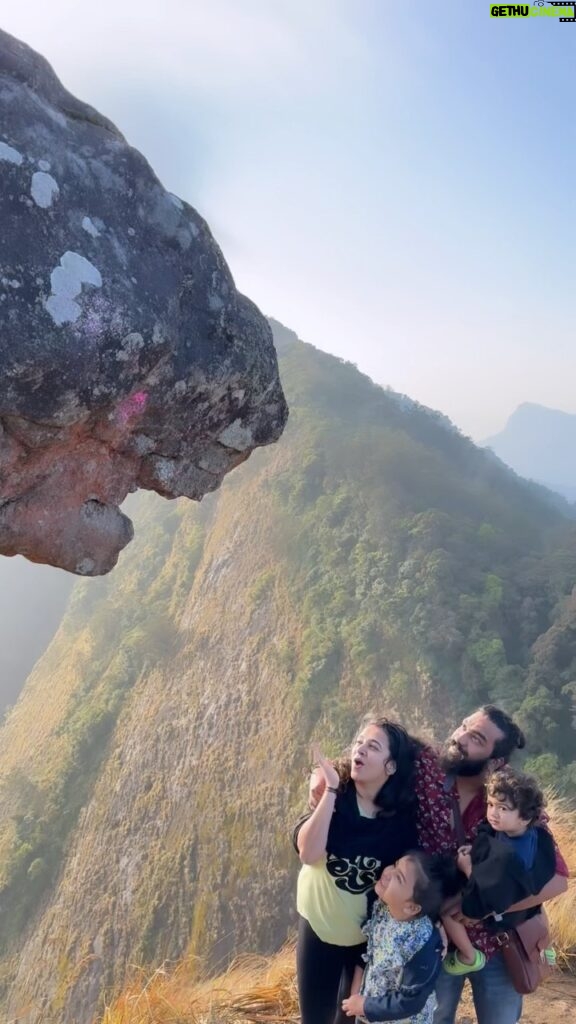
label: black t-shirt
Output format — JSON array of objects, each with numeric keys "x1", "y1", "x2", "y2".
[
  {"x1": 294, "y1": 780, "x2": 419, "y2": 943},
  {"x1": 294, "y1": 781, "x2": 418, "y2": 867}
]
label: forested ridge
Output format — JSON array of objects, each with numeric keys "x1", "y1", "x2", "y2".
[{"x1": 0, "y1": 320, "x2": 574, "y2": 1022}]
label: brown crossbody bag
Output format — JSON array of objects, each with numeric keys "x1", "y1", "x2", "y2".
[{"x1": 496, "y1": 910, "x2": 552, "y2": 994}]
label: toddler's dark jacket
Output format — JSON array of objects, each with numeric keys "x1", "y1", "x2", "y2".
[{"x1": 461, "y1": 822, "x2": 556, "y2": 931}]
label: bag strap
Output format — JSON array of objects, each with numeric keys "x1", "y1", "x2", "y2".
[{"x1": 444, "y1": 775, "x2": 467, "y2": 847}]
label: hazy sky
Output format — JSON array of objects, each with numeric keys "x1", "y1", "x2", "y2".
[{"x1": 3, "y1": 1, "x2": 575, "y2": 438}]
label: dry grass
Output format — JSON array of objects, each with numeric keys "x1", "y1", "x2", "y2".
[
  {"x1": 545, "y1": 793, "x2": 576, "y2": 970},
  {"x1": 100, "y1": 793, "x2": 576, "y2": 1024},
  {"x1": 99, "y1": 945, "x2": 300, "y2": 1024}
]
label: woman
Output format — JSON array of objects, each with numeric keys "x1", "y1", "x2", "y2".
[{"x1": 293, "y1": 717, "x2": 421, "y2": 1024}]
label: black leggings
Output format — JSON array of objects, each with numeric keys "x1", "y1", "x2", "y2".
[{"x1": 296, "y1": 915, "x2": 366, "y2": 1024}]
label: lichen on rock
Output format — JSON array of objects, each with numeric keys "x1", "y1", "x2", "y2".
[{"x1": 0, "y1": 29, "x2": 287, "y2": 575}]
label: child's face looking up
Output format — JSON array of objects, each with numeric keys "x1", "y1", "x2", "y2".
[{"x1": 375, "y1": 856, "x2": 421, "y2": 920}]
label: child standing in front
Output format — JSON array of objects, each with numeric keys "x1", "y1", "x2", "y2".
[
  {"x1": 442, "y1": 766, "x2": 557, "y2": 975},
  {"x1": 341, "y1": 851, "x2": 462, "y2": 1023}
]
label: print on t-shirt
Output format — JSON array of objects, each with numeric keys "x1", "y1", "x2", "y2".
[{"x1": 326, "y1": 852, "x2": 382, "y2": 893}]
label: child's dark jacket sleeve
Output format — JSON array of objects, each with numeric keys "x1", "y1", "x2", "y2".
[{"x1": 362, "y1": 928, "x2": 443, "y2": 1022}]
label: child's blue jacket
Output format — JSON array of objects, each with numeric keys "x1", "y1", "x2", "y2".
[{"x1": 362, "y1": 926, "x2": 443, "y2": 1022}]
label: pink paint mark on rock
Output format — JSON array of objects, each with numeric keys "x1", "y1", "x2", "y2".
[{"x1": 116, "y1": 390, "x2": 148, "y2": 426}]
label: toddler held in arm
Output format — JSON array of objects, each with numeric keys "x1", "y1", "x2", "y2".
[{"x1": 442, "y1": 766, "x2": 557, "y2": 976}]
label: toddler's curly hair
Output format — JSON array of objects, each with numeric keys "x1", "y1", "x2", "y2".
[{"x1": 486, "y1": 766, "x2": 545, "y2": 825}]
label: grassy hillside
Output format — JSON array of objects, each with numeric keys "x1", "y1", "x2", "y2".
[{"x1": 0, "y1": 322, "x2": 575, "y2": 1022}]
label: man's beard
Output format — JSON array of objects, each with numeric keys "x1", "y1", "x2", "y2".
[{"x1": 439, "y1": 742, "x2": 492, "y2": 777}]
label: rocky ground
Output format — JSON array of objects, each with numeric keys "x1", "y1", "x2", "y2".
[{"x1": 457, "y1": 973, "x2": 576, "y2": 1022}]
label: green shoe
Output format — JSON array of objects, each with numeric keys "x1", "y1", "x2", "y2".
[{"x1": 443, "y1": 949, "x2": 486, "y2": 975}]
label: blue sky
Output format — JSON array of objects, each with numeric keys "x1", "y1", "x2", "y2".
[{"x1": 3, "y1": 1, "x2": 575, "y2": 438}]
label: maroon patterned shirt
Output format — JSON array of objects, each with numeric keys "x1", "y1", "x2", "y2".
[{"x1": 414, "y1": 745, "x2": 568, "y2": 959}]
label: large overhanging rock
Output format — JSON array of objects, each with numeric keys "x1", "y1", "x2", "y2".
[{"x1": 0, "y1": 30, "x2": 287, "y2": 575}]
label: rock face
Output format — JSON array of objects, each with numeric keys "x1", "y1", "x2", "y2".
[{"x1": 0, "y1": 30, "x2": 287, "y2": 575}]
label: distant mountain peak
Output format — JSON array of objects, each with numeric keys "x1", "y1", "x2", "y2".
[{"x1": 483, "y1": 403, "x2": 576, "y2": 501}]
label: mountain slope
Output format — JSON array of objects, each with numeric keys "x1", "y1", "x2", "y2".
[
  {"x1": 1, "y1": 324, "x2": 576, "y2": 1023},
  {"x1": 484, "y1": 403, "x2": 576, "y2": 501}
]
